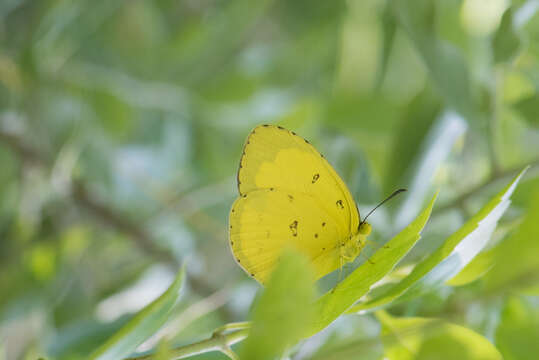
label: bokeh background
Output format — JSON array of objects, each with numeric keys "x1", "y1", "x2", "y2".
[{"x1": 1, "y1": 0, "x2": 539, "y2": 359}]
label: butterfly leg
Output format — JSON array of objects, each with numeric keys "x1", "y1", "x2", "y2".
[{"x1": 331, "y1": 247, "x2": 346, "y2": 293}]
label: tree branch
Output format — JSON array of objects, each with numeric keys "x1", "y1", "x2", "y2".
[
  {"x1": 0, "y1": 129, "x2": 233, "y2": 319},
  {"x1": 71, "y1": 180, "x2": 179, "y2": 265}
]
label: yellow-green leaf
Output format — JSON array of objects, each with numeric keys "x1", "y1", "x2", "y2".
[
  {"x1": 89, "y1": 267, "x2": 185, "y2": 360},
  {"x1": 240, "y1": 250, "x2": 315, "y2": 360},
  {"x1": 309, "y1": 194, "x2": 437, "y2": 335}
]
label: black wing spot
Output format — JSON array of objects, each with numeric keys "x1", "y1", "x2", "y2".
[
  {"x1": 242, "y1": 194, "x2": 247, "y2": 198},
  {"x1": 231, "y1": 209, "x2": 235, "y2": 213},
  {"x1": 288, "y1": 194, "x2": 294, "y2": 202},
  {"x1": 322, "y1": 222, "x2": 326, "y2": 227},
  {"x1": 230, "y1": 241, "x2": 234, "y2": 245},
  {"x1": 277, "y1": 125, "x2": 284, "y2": 130},
  {"x1": 247, "y1": 141, "x2": 250, "y2": 144},
  {"x1": 314, "y1": 233, "x2": 318, "y2": 238},
  {"x1": 312, "y1": 173, "x2": 320, "y2": 184},
  {"x1": 289, "y1": 220, "x2": 298, "y2": 236},
  {"x1": 270, "y1": 187, "x2": 274, "y2": 191},
  {"x1": 230, "y1": 225, "x2": 233, "y2": 229},
  {"x1": 322, "y1": 247, "x2": 326, "y2": 250},
  {"x1": 304, "y1": 139, "x2": 310, "y2": 144},
  {"x1": 291, "y1": 131, "x2": 297, "y2": 135},
  {"x1": 263, "y1": 124, "x2": 269, "y2": 127},
  {"x1": 238, "y1": 259, "x2": 241, "y2": 263},
  {"x1": 251, "y1": 273, "x2": 255, "y2": 276},
  {"x1": 336, "y1": 200, "x2": 344, "y2": 209}
]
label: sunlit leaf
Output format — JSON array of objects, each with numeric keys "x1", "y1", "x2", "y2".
[
  {"x1": 377, "y1": 311, "x2": 502, "y2": 360},
  {"x1": 350, "y1": 168, "x2": 527, "y2": 312},
  {"x1": 240, "y1": 250, "x2": 315, "y2": 360},
  {"x1": 89, "y1": 267, "x2": 185, "y2": 360},
  {"x1": 495, "y1": 296, "x2": 539, "y2": 360},
  {"x1": 309, "y1": 194, "x2": 436, "y2": 335}
]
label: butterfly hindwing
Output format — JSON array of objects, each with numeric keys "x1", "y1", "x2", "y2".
[{"x1": 230, "y1": 189, "x2": 343, "y2": 284}]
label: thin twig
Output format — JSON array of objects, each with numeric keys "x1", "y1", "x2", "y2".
[
  {"x1": 433, "y1": 159, "x2": 539, "y2": 216},
  {"x1": 0, "y1": 129, "x2": 178, "y2": 264},
  {"x1": 126, "y1": 327, "x2": 249, "y2": 360}
]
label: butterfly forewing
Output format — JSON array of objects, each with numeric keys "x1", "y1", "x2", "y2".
[{"x1": 237, "y1": 125, "x2": 359, "y2": 233}]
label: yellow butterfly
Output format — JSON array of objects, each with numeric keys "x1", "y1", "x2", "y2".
[{"x1": 229, "y1": 124, "x2": 402, "y2": 284}]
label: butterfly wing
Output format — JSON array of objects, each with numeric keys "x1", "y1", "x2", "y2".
[
  {"x1": 237, "y1": 124, "x2": 360, "y2": 234},
  {"x1": 230, "y1": 189, "x2": 343, "y2": 284},
  {"x1": 230, "y1": 125, "x2": 360, "y2": 283}
]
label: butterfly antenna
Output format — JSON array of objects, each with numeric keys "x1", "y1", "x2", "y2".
[{"x1": 360, "y1": 188, "x2": 407, "y2": 226}]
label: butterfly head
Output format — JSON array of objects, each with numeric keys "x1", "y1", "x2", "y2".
[
  {"x1": 357, "y1": 188, "x2": 407, "y2": 237},
  {"x1": 358, "y1": 222, "x2": 372, "y2": 236}
]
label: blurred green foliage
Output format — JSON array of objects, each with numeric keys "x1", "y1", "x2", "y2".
[
  {"x1": 1, "y1": 0, "x2": 539, "y2": 359},
  {"x1": 378, "y1": 311, "x2": 502, "y2": 360}
]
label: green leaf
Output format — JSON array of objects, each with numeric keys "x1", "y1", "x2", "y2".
[
  {"x1": 493, "y1": 7, "x2": 523, "y2": 64},
  {"x1": 375, "y1": 2, "x2": 397, "y2": 90},
  {"x1": 485, "y1": 188, "x2": 539, "y2": 292},
  {"x1": 495, "y1": 297, "x2": 539, "y2": 360},
  {"x1": 391, "y1": 0, "x2": 478, "y2": 123},
  {"x1": 240, "y1": 250, "x2": 315, "y2": 360},
  {"x1": 308, "y1": 194, "x2": 437, "y2": 335},
  {"x1": 91, "y1": 90, "x2": 133, "y2": 139},
  {"x1": 377, "y1": 311, "x2": 502, "y2": 360},
  {"x1": 351, "y1": 168, "x2": 527, "y2": 312},
  {"x1": 513, "y1": 93, "x2": 539, "y2": 126},
  {"x1": 89, "y1": 267, "x2": 185, "y2": 360}
]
